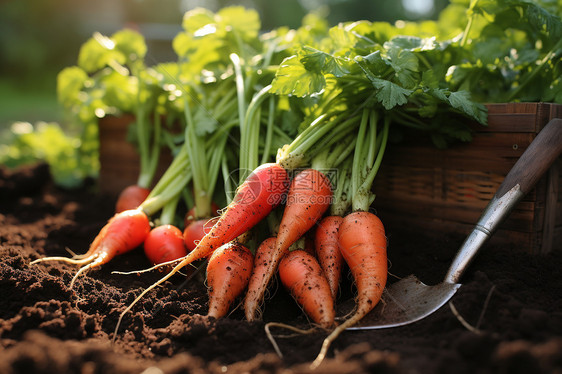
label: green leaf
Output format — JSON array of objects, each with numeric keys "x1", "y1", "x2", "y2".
[
  {"x1": 300, "y1": 47, "x2": 351, "y2": 77},
  {"x1": 216, "y1": 6, "x2": 261, "y2": 41},
  {"x1": 327, "y1": 24, "x2": 359, "y2": 53},
  {"x1": 362, "y1": 50, "x2": 389, "y2": 75},
  {"x1": 271, "y1": 55, "x2": 325, "y2": 97},
  {"x1": 385, "y1": 36, "x2": 440, "y2": 52},
  {"x1": 429, "y1": 87, "x2": 449, "y2": 101},
  {"x1": 100, "y1": 72, "x2": 138, "y2": 113},
  {"x1": 77, "y1": 32, "x2": 125, "y2": 73},
  {"x1": 421, "y1": 69, "x2": 441, "y2": 89},
  {"x1": 112, "y1": 29, "x2": 147, "y2": 65},
  {"x1": 387, "y1": 47, "x2": 419, "y2": 88},
  {"x1": 448, "y1": 90, "x2": 487, "y2": 124},
  {"x1": 182, "y1": 7, "x2": 216, "y2": 34},
  {"x1": 193, "y1": 108, "x2": 219, "y2": 136},
  {"x1": 370, "y1": 78, "x2": 413, "y2": 109},
  {"x1": 56, "y1": 67, "x2": 89, "y2": 108}
]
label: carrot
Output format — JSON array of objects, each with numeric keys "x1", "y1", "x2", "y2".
[
  {"x1": 30, "y1": 208, "x2": 151, "y2": 288},
  {"x1": 278, "y1": 249, "x2": 335, "y2": 329},
  {"x1": 190, "y1": 162, "x2": 288, "y2": 256},
  {"x1": 206, "y1": 242, "x2": 254, "y2": 319},
  {"x1": 314, "y1": 215, "x2": 344, "y2": 300},
  {"x1": 144, "y1": 224, "x2": 187, "y2": 266},
  {"x1": 113, "y1": 162, "x2": 289, "y2": 339},
  {"x1": 244, "y1": 168, "x2": 332, "y2": 321},
  {"x1": 183, "y1": 217, "x2": 219, "y2": 252},
  {"x1": 311, "y1": 210, "x2": 387, "y2": 368},
  {"x1": 115, "y1": 185, "x2": 151, "y2": 213},
  {"x1": 243, "y1": 237, "x2": 277, "y2": 320},
  {"x1": 276, "y1": 169, "x2": 332, "y2": 252}
]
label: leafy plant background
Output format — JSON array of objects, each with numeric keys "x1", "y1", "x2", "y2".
[
  {"x1": 0, "y1": 0, "x2": 449, "y2": 187},
  {"x1": 1, "y1": 0, "x2": 560, "y2": 187}
]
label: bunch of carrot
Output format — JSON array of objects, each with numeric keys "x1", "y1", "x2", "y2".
[{"x1": 32, "y1": 6, "x2": 490, "y2": 367}]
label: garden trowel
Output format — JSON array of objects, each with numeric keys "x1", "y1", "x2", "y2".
[{"x1": 348, "y1": 117, "x2": 562, "y2": 330}]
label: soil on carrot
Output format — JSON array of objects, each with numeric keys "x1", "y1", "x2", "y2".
[{"x1": 1, "y1": 163, "x2": 561, "y2": 374}]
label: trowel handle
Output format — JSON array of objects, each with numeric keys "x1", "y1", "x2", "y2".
[{"x1": 445, "y1": 118, "x2": 562, "y2": 284}]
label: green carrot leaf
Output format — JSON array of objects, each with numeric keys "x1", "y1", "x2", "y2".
[
  {"x1": 386, "y1": 47, "x2": 419, "y2": 88},
  {"x1": 448, "y1": 90, "x2": 487, "y2": 124},
  {"x1": 112, "y1": 29, "x2": 147, "y2": 65},
  {"x1": 301, "y1": 47, "x2": 351, "y2": 77},
  {"x1": 370, "y1": 78, "x2": 413, "y2": 109},
  {"x1": 77, "y1": 33, "x2": 125, "y2": 73},
  {"x1": 56, "y1": 67, "x2": 89, "y2": 108},
  {"x1": 193, "y1": 108, "x2": 219, "y2": 136},
  {"x1": 271, "y1": 55, "x2": 325, "y2": 96}
]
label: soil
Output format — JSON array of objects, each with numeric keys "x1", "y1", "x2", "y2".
[{"x1": 1, "y1": 163, "x2": 561, "y2": 374}]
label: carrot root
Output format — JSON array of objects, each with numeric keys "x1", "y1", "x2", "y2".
[
  {"x1": 265, "y1": 322, "x2": 317, "y2": 358},
  {"x1": 206, "y1": 242, "x2": 254, "y2": 319},
  {"x1": 278, "y1": 250, "x2": 335, "y2": 330},
  {"x1": 30, "y1": 208, "x2": 151, "y2": 289},
  {"x1": 244, "y1": 237, "x2": 279, "y2": 321},
  {"x1": 314, "y1": 215, "x2": 344, "y2": 300}
]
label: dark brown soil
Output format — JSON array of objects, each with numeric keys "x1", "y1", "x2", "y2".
[{"x1": 1, "y1": 163, "x2": 561, "y2": 374}]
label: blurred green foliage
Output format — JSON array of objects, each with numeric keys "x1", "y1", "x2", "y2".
[
  {"x1": 0, "y1": 121, "x2": 96, "y2": 187},
  {"x1": 0, "y1": 0, "x2": 445, "y2": 91}
]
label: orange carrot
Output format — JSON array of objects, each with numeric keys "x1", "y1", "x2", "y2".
[
  {"x1": 244, "y1": 168, "x2": 332, "y2": 321},
  {"x1": 278, "y1": 249, "x2": 335, "y2": 329},
  {"x1": 115, "y1": 185, "x2": 151, "y2": 213},
  {"x1": 206, "y1": 242, "x2": 254, "y2": 319},
  {"x1": 338, "y1": 211, "x2": 387, "y2": 318},
  {"x1": 30, "y1": 208, "x2": 151, "y2": 288},
  {"x1": 314, "y1": 215, "x2": 344, "y2": 300},
  {"x1": 144, "y1": 224, "x2": 187, "y2": 266},
  {"x1": 311, "y1": 210, "x2": 387, "y2": 368},
  {"x1": 276, "y1": 169, "x2": 332, "y2": 253},
  {"x1": 244, "y1": 237, "x2": 277, "y2": 321},
  {"x1": 157, "y1": 162, "x2": 288, "y2": 270}
]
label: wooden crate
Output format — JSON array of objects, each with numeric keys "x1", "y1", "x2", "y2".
[
  {"x1": 372, "y1": 103, "x2": 562, "y2": 254},
  {"x1": 97, "y1": 115, "x2": 173, "y2": 198}
]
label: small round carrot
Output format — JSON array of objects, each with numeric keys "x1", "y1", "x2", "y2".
[
  {"x1": 314, "y1": 215, "x2": 344, "y2": 300},
  {"x1": 244, "y1": 168, "x2": 332, "y2": 321},
  {"x1": 144, "y1": 224, "x2": 187, "y2": 266},
  {"x1": 311, "y1": 210, "x2": 387, "y2": 368},
  {"x1": 30, "y1": 208, "x2": 151, "y2": 288},
  {"x1": 278, "y1": 249, "x2": 335, "y2": 329},
  {"x1": 206, "y1": 242, "x2": 254, "y2": 319},
  {"x1": 115, "y1": 185, "x2": 151, "y2": 213},
  {"x1": 183, "y1": 217, "x2": 219, "y2": 252}
]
